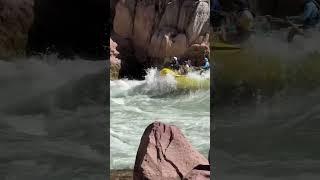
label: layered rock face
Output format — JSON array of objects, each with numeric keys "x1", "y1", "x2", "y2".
[
  {"x1": 112, "y1": 0, "x2": 210, "y2": 65},
  {"x1": 0, "y1": 0, "x2": 34, "y2": 58},
  {"x1": 134, "y1": 121, "x2": 210, "y2": 180}
]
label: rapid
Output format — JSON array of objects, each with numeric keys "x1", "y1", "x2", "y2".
[
  {"x1": 0, "y1": 56, "x2": 107, "y2": 179},
  {"x1": 214, "y1": 30, "x2": 320, "y2": 179},
  {"x1": 110, "y1": 68, "x2": 210, "y2": 169}
]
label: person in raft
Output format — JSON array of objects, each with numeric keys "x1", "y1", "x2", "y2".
[
  {"x1": 287, "y1": 0, "x2": 320, "y2": 42},
  {"x1": 179, "y1": 61, "x2": 190, "y2": 75},
  {"x1": 200, "y1": 57, "x2": 210, "y2": 75},
  {"x1": 219, "y1": 0, "x2": 254, "y2": 43},
  {"x1": 170, "y1": 56, "x2": 180, "y2": 71}
]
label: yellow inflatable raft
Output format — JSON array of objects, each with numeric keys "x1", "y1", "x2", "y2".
[{"x1": 160, "y1": 68, "x2": 210, "y2": 90}]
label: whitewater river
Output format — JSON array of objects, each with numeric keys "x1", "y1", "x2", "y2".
[
  {"x1": 214, "y1": 31, "x2": 320, "y2": 179},
  {"x1": 110, "y1": 69, "x2": 210, "y2": 169},
  {"x1": 0, "y1": 57, "x2": 107, "y2": 179}
]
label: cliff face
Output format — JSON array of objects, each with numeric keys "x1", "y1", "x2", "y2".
[
  {"x1": 27, "y1": 0, "x2": 108, "y2": 59},
  {"x1": 112, "y1": 0, "x2": 210, "y2": 64},
  {"x1": 0, "y1": 0, "x2": 34, "y2": 59},
  {"x1": 0, "y1": 0, "x2": 108, "y2": 60}
]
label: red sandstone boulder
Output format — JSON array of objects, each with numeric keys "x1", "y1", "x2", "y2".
[
  {"x1": 185, "y1": 43, "x2": 210, "y2": 66},
  {"x1": 184, "y1": 165, "x2": 210, "y2": 180},
  {"x1": 134, "y1": 121, "x2": 209, "y2": 180}
]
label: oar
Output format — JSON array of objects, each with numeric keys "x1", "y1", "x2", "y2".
[
  {"x1": 261, "y1": 15, "x2": 304, "y2": 42},
  {"x1": 285, "y1": 17, "x2": 304, "y2": 35},
  {"x1": 264, "y1": 15, "x2": 303, "y2": 29},
  {"x1": 210, "y1": 40, "x2": 242, "y2": 54},
  {"x1": 212, "y1": 42, "x2": 242, "y2": 50}
]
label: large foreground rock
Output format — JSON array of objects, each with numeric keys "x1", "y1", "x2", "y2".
[
  {"x1": 134, "y1": 121, "x2": 209, "y2": 180},
  {"x1": 0, "y1": 0, "x2": 34, "y2": 58},
  {"x1": 183, "y1": 165, "x2": 210, "y2": 180},
  {"x1": 113, "y1": 0, "x2": 210, "y2": 64}
]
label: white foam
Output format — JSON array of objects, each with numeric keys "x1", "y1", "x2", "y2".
[{"x1": 110, "y1": 68, "x2": 210, "y2": 169}]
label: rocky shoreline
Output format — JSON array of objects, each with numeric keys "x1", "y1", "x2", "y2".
[{"x1": 111, "y1": 169, "x2": 133, "y2": 180}]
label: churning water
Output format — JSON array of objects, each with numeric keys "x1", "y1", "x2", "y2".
[
  {"x1": 110, "y1": 69, "x2": 210, "y2": 169},
  {"x1": 0, "y1": 56, "x2": 107, "y2": 179},
  {"x1": 214, "y1": 31, "x2": 320, "y2": 179}
]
